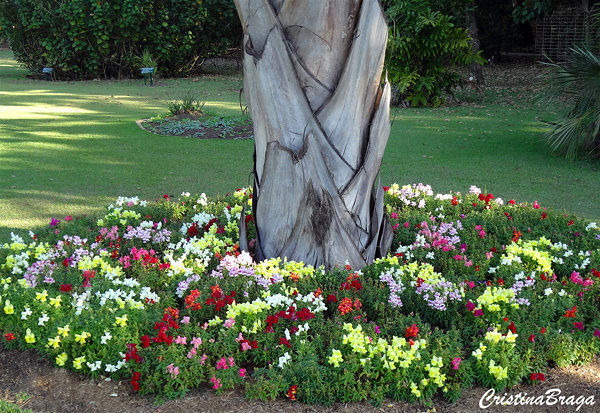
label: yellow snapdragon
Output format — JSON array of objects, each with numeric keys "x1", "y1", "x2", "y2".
[
  {"x1": 36, "y1": 289, "x2": 48, "y2": 302},
  {"x1": 25, "y1": 328, "x2": 35, "y2": 343},
  {"x1": 75, "y1": 331, "x2": 91, "y2": 344},
  {"x1": 115, "y1": 314, "x2": 128, "y2": 327},
  {"x1": 328, "y1": 349, "x2": 344, "y2": 367},
  {"x1": 57, "y1": 325, "x2": 70, "y2": 337},
  {"x1": 489, "y1": 359, "x2": 508, "y2": 381},
  {"x1": 3, "y1": 299, "x2": 14, "y2": 314},
  {"x1": 73, "y1": 356, "x2": 86, "y2": 369},
  {"x1": 56, "y1": 353, "x2": 68, "y2": 366},
  {"x1": 47, "y1": 336, "x2": 61, "y2": 349}
]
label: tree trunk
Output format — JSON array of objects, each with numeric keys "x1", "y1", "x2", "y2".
[
  {"x1": 467, "y1": 1, "x2": 484, "y2": 87},
  {"x1": 234, "y1": 0, "x2": 392, "y2": 270}
]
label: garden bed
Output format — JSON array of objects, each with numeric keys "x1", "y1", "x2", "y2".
[{"x1": 1, "y1": 185, "x2": 599, "y2": 412}]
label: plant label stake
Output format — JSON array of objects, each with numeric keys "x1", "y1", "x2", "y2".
[
  {"x1": 141, "y1": 67, "x2": 154, "y2": 86},
  {"x1": 42, "y1": 67, "x2": 53, "y2": 81}
]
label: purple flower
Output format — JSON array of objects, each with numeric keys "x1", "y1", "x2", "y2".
[
  {"x1": 594, "y1": 329, "x2": 600, "y2": 338},
  {"x1": 50, "y1": 218, "x2": 60, "y2": 227}
]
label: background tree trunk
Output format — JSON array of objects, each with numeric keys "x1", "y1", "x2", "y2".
[
  {"x1": 234, "y1": 0, "x2": 392, "y2": 270},
  {"x1": 467, "y1": 1, "x2": 485, "y2": 87}
]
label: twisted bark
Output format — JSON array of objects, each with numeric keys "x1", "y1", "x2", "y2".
[{"x1": 235, "y1": 0, "x2": 392, "y2": 269}]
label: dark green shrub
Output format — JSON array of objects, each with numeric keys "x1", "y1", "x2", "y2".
[
  {"x1": 383, "y1": 0, "x2": 485, "y2": 106},
  {"x1": 0, "y1": 0, "x2": 241, "y2": 79}
]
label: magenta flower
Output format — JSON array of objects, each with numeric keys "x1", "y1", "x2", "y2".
[
  {"x1": 239, "y1": 368, "x2": 246, "y2": 378},
  {"x1": 210, "y1": 375, "x2": 222, "y2": 390},
  {"x1": 452, "y1": 357, "x2": 462, "y2": 370},
  {"x1": 474, "y1": 309, "x2": 484, "y2": 317},
  {"x1": 573, "y1": 322, "x2": 584, "y2": 330},
  {"x1": 466, "y1": 301, "x2": 475, "y2": 311},
  {"x1": 49, "y1": 218, "x2": 60, "y2": 227},
  {"x1": 594, "y1": 329, "x2": 600, "y2": 338}
]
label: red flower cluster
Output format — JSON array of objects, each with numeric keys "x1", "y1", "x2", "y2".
[
  {"x1": 187, "y1": 222, "x2": 200, "y2": 238},
  {"x1": 60, "y1": 284, "x2": 72, "y2": 293},
  {"x1": 4, "y1": 332, "x2": 15, "y2": 341},
  {"x1": 82, "y1": 270, "x2": 96, "y2": 288},
  {"x1": 265, "y1": 305, "x2": 315, "y2": 332},
  {"x1": 185, "y1": 289, "x2": 202, "y2": 311},
  {"x1": 204, "y1": 218, "x2": 225, "y2": 234},
  {"x1": 338, "y1": 297, "x2": 361, "y2": 315},
  {"x1": 205, "y1": 286, "x2": 235, "y2": 312},
  {"x1": 591, "y1": 268, "x2": 600, "y2": 278},
  {"x1": 286, "y1": 384, "x2": 298, "y2": 401},
  {"x1": 131, "y1": 372, "x2": 141, "y2": 391},
  {"x1": 508, "y1": 321, "x2": 517, "y2": 334},
  {"x1": 239, "y1": 338, "x2": 258, "y2": 351},
  {"x1": 340, "y1": 273, "x2": 362, "y2": 291},
  {"x1": 451, "y1": 196, "x2": 459, "y2": 206},
  {"x1": 478, "y1": 193, "x2": 494, "y2": 206},
  {"x1": 125, "y1": 343, "x2": 142, "y2": 363},
  {"x1": 564, "y1": 306, "x2": 577, "y2": 318},
  {"x1": 512, "y1": 230, "x2": 522, "y2": 243},
  {"x1": 405, "y1": 323, "x2": 419, "y2": 338},
  {"x1": 541, "y1": 212, "x2": 548, "y2": 220},
  {"x1": 149, "y1": 309, "x2": 180, "y2": 346},
  {"x1": 530, "y1": 372, "x2": 545, "y2": 381}
]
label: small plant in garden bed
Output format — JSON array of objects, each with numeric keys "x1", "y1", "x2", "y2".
[{"x1": 1, "y1": 185, "x2": 599, "y2": 406}]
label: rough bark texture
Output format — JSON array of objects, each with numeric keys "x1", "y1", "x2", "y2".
[
  {"x1": 235, "y1": 0, "x2": 392, "y2": 270},
  {"x1": 467, "y1": 1, "x2": 484, "y2": 87}
]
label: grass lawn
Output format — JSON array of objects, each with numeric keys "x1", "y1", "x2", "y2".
[{"x1": 1, "y1": 51, "x2": 599, "y2": 241}]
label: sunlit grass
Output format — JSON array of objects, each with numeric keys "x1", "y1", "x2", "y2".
[{"x1": 0, "y1": 50, "x2": 599, "y2": 241}]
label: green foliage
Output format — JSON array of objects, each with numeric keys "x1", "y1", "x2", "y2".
[
  {"x1": 536, "y1": 45, "x2": 600, "y2": 159},
  {"x1": 512, "y1": 0, "x2": 562, "y2": 24},
  {"x1": 0, "y1": 0, "x2": 241, "y2": 79},
  {"x1": 167, "y1": 88, "x2": 205, "y2": 116},
  {"x1": 383, "y1": 0, "x2": 485, "y2": 107},
  {"x1": 133, "y1": 48, "x2": 159, "y2": 78}
]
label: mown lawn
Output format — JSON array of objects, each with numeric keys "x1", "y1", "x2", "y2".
[{"x1": 1, "y1": 51, "x2": 599, "y2": 241}]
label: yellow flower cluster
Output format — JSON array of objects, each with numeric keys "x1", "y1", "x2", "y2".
[
  {"x1": 488, "y1": 359, "x2": 508, "y2": 381},
  {"x1": 115, "y1": 314, "x2": 128, "y2": 327},
  {"x1": 57, "y1": 325, "x2": 70, "y2": 337},
  {"x1": 77, "y1": 255, "x2": 105, "y2": 271},
  {"x1": 98, "y1": 208, "x2": 141, "y2": 227},
  {"x1": 56, "y1": 353, "x2": 68, "y2": 366},
  {"x1": 476, "y1": 286, "x2": 516, "y2": 312},
  {"x1": 424, "y1": 356, "x2": 446, "y2": 387},
  {"x1": 342, "y1": 323, "x2": 427, "y2": 371},
  {"x1": 3, "y1": 299, "x2": 14, "y2": 314},
  {"x1": 503, "y1": 238, "x2": 553, "y2": 274},
  {"x1": 484, "y1": 328, "x2": 517, "y2": 345},
  {"x1": 49, "y1": 295, "x2": 62, "y2": 308},
  {"x1": 328, "y1": 349, "x2": 344, "y2": 367},
  {"x1": 36, "y1": 289, "x2": 48, "y2": 303},
  {"x1": 472, "y1": 343, "x2": 486, "y2": 360},
  {"x1": 25, "y1": 328, "x2": 35, "y2": 343},
  {"x1": 254, "y1": 258, "x2": 315, "y2": 281},
  {"x1": 73, "y1": 356, "x2": 86, "y2": 369},
  {"x1": 47, "y1": 336, "x2": 61, "y2": 349},
  {"x1": 226, "y1": 298, "x2": 270, "y2": 320},
  {"x1": 75, "y1": 331, "x2": 91, "y2": 344},
  {"x1": 400, "y1": 262, "x2": 446, "y2": 286}
]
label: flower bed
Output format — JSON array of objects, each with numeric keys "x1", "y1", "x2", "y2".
[{"x1": 1, "y1": 185, "x2": 599, "y2": 406}]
